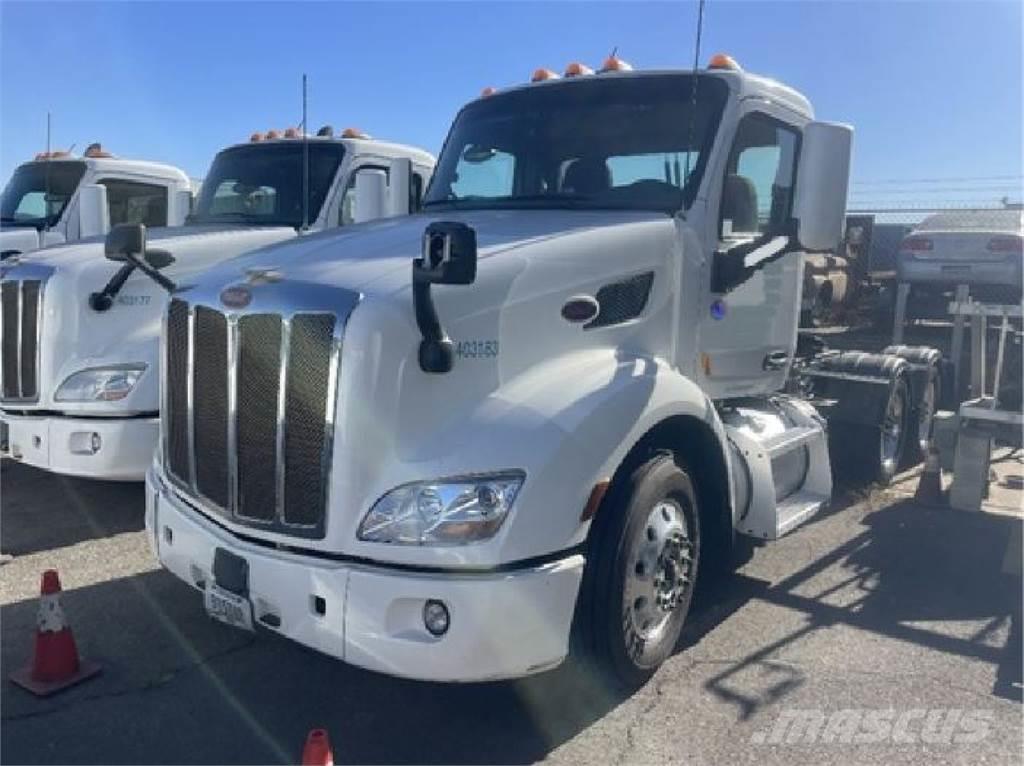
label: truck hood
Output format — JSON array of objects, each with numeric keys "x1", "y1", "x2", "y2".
[
  {"x1": 0, "y1": 224, "x2": 297, "y2": 412},
  {"x1": 192, "y1": 209, "x2": 673, "y2": 297}
]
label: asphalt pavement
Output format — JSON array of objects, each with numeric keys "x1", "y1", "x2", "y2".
[{"x1": 1, "y1": 457, "x2": 1021, "y2": 765}]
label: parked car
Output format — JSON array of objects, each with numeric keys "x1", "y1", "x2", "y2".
[{"x1": 892, "y1": 209, "x2": 1023, "y2": 320}]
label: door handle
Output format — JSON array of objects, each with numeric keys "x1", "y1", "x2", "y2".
[{"x1": 763, "y1": 350, "x2": 790, "y2": 370}]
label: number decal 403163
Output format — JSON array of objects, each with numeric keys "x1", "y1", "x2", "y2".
[{"x1": 455, "y1": 340, "x2": 499, "y2": 359}]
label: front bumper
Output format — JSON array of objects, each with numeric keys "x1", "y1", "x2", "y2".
[
  {"x1": 0, "y1": 411, "x2": 157, "y2": 481},
  {"x1": 146, "y1": 466, "x2": 585, "y2": 682}
]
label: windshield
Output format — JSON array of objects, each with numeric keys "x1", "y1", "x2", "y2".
[
  {"x1": 424, "y1": 74, "x2": 729, "y2": 214},
  {"x1": 1, "y1": 161, "x2": 87, "y2": 228},
  {"x1": 189, "y1": 142, "x2": 346, "y2": 228}
]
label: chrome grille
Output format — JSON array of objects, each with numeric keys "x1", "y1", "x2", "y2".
[
  {"x1": 0, "y1": 279, "x2": 43, "y2": 403},
  {"x1": 164, "y1": 297, "x2": 342, "y2": 538}
]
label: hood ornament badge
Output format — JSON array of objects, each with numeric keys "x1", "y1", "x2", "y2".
[{"x1": 243, "y1": 267, "x2": 283, "y2": 285}]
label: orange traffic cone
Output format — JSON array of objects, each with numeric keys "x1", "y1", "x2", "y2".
[
  {"x1": 915, "y1": 449, "x2": 944, "y2": 506},
  {"x1": 9, "y1": 570, "x2": 101, "y2": 697},
  {"x1": 301, "y1": 729, "x2": 334, "y2": 766}
]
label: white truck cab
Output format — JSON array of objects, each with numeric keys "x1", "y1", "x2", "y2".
[
  {"x1": 144, "y1": 57, "x2": 939, "y2": 687},
  {"x1": 1, "y1": 144, "x2": 192, "y2": 258},
  {"x1": 0, "y1": 128, "x2": 434, "y2": 479}
]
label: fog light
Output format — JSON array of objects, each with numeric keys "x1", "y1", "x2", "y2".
[
  {"x1": 68, "y1": 431, "x2": 101, "y2": 455},
  {"x1": 423, "y1": 599, "x2": 450, "y2": 637}
]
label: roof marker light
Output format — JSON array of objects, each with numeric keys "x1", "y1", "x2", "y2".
[
  {"x1": 341, "y1": 127, "x2": 371, "y2": 139},
  {"x1": 599, "y1": 55, "x2": 633, "y2": 73},
  {"x1": 316, "y1": 125, "x2": 334, "y2": 137},
  {"x1": 531, "y1": 68, "x2": 560, "y2": 83},
  {"x1": 83, "y1": 143, "x2": 112, "y2": 158},
  {"x1": 284, "y1": 127, "x2": 301, "y2": 139},
  {"x1": 707, "y1": 53, "x2": 741, "y2": 71},
  {"x1": 564, "y1": 62, "x2": 594, "y2": 77},
  {"x1": 265, "y1": 129, "x2": 282, "y2": 140},
  {"x1": 250, "y1": 132, "x2": 264, "y2": 142},
  {"x1": 480, "y1": 86, "x2": 497, "y2": 97}
]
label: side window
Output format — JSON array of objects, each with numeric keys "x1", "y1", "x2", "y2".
[
  {"x1": 98, "y1": 179, "x2": 169, "y2": 227},
  {"x1": 449, "y1": 148, "x2": 514, "y2": 199},
  {"x1": 719, "y1": 114, "x2": 799, "y2": 238}
]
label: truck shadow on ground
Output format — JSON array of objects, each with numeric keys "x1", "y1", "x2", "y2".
[
  {"x1": 702, "y1": 499, "x2": 1022, "y2": 721},
  {"x1": 1, "y1": 462, "x2": 144, "y2": 557}
]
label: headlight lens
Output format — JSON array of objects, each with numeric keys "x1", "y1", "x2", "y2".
[
  {"x1": 55, "y1": 365, "x2": 146, "y2": 402},
  {"x1": 357, "y1": 472, "x2": 524, "y2": 545}
]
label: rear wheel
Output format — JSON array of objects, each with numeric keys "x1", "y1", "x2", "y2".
[
  {"x1": 575, "y1": 453, "x2": 700, "y2": 689},
  {"x1": 909, "y1": 366, "x2": 939, "y2": 461},
  {"x1": 830, "y1": 373, "x2": 911, "y2": 486}
]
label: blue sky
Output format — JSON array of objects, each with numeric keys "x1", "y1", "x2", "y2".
[{"x1": 1, "y1": 1, "x2": 1021, "y2": 209}]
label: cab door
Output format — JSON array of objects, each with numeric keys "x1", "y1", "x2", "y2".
[{"x1": 698, "y1": 107, "x2": 804, "y2": 399}]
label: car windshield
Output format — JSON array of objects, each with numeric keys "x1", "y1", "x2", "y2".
[
  {"x1": 0, "y1": 161, "x2": 87, "y2": 228},
  {"x1": 189, "y1": 142, "x2": 346, "y2": 228},
  {"x1": 423, "y1": 73, "x2": 729, "y2": 214}
]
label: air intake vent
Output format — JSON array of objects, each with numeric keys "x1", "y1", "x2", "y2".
[{"x1": 585, "y1": 272, "x2": 654, "y2": 330}]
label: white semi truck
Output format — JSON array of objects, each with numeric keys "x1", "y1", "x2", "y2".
[
  {"x1": 0, "y1": 129, "x2": 434, "y2": 479},
  {"x1": 1, "y1": 144, "x2": 193, "y2": 258},
  {"x1": 143, "y1": 56, "x2": 940, "y2": 687}
]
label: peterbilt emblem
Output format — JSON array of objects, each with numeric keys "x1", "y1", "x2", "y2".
[{"x1": 220, "y1": 285, "x2": 252, "y2": 309}]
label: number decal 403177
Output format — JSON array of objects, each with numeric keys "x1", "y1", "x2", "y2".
[{"x1": 455, "y1": 340, "x2": 499, "y2": 359}]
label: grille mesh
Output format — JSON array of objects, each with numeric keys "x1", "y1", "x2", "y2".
[
  {"x1": 0, "y1": 280, "x2": 42, "y2": 401},
  {"x1": 236, "y1": 315, "x2": 282, "y2": 522},
  {"x1": 166, "y1": 300, "x2": 191, "y2": 482},
  {"x1": 19, "y1": 282, "x2": 39, "y2": 399},
  {"x1": 1, "y1": 282, "x2": 18, "y2": 399},
  {"x1": 193, "y1": 308, "x2": 230, "y2": 507},
  {"x1": 284, "y1": 314, "x2": 336, "y2": 525},
  {"x1": 163, "y1": 300, "x2": 338, "y2": 537}
]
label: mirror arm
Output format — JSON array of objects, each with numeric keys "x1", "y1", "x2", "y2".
[
  {"x1": 125, "y1": 251, "x2": 177, "y2": 294},
  {"x1": 89, "y1": 262, "x2": 137, "y2": 312},
  {"x1": 412, "y1": 266, "x2": 454, "y2": 374}
]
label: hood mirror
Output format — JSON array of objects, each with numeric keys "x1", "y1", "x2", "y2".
[
  {"x1": 412, "y1": 221, "x2": 478, "y2": 373},
  {"x1": 92, "y1": 224, "x2": 177, "y2": 311}
]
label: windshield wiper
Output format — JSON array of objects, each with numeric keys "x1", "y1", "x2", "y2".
[
  {"x1": 424, "y1": 193, "x2": 593, "y2": 209},
  {"x1": 188, "y1": 211, "x2": 296, "y2": 227}
]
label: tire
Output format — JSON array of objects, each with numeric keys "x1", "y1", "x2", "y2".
[{"x1": 575, "y1": 453, "x2": 701, "y2": 689}]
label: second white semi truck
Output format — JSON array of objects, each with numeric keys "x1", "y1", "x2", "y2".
[
  {"x1": 0, "y1": 128, "x2": 434, "y2": 479},
  {"x1": 143, "y1": 56, "x2": 940, "y2": 687}
]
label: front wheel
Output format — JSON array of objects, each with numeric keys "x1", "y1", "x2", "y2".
[{"x1": 575, "y1": 453, "x2": 701, "y2": 689}]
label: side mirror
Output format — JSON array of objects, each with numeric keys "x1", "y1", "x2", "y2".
[
  {"x1": 792, "y1": 121, "x2": 853, "y2": 252},
  {"x1": 78, "y1": 184, "x2": 110, "y2": 238},
  {"x1": 353, "y1": 168, "x2": 387, "y2": 223},
  {"x1": 169, "y1": 189, "x2": 193, "y2": 226},
  {"x1": 387, "y1": 157, "x2": 412, "y2": 217},
  {"x1": 412, "y1": 221, "x2": 478, "y2": 373},
  {"x1": 105, "y1": 223, "x2": 145, "y2": 261}
]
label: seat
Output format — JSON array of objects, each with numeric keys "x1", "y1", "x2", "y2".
[
  {"x1": 562, "y1": 158, "x2": 611, "y2": 196},
  {"x1": 722, "y1": 174, "x2": 758, "y2": 234}
]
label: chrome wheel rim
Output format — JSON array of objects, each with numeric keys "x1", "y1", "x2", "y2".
[
  {"x1": 623, "y1": 499, "x2": 693, "y2": 642},
  {"x1": 881, "y1": 382, "x2": 905, "y2": 475},
  {"x1": 917, "y1": 377, "x2": 936, "y2": 453}
]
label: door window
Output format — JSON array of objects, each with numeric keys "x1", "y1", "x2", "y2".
[
  {"x1": 719, "y1": 114, "x2": 799, "y2": 238},
  {"x1": 98, "y1": 179, "x2": 169, "y2": 227}
]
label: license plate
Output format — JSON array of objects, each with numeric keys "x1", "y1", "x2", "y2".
[
  {"x1": 204, "y1": 584, "x2": 253, "y2": 631},
  {"x1": 941, "y1": 264, "x2": 971, "y2": 274}
]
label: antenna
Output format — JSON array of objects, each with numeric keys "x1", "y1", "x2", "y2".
[
  {"x1": 683, "y1": 0, "x2": 706, "y2": 194},
  {"x1": 43, "y1": 112, "x2": 52, "y2": 232},
  {"x1": 301, "y1": 73, "x2": 310, "y2": 231}
]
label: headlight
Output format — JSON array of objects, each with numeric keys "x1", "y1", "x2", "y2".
[
  {"x1": 55, "y1": 364, "x2": 146, "y2": 402},
  {"x1": 357, "y1": 472, "x2": 524, "y2": 545}
]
